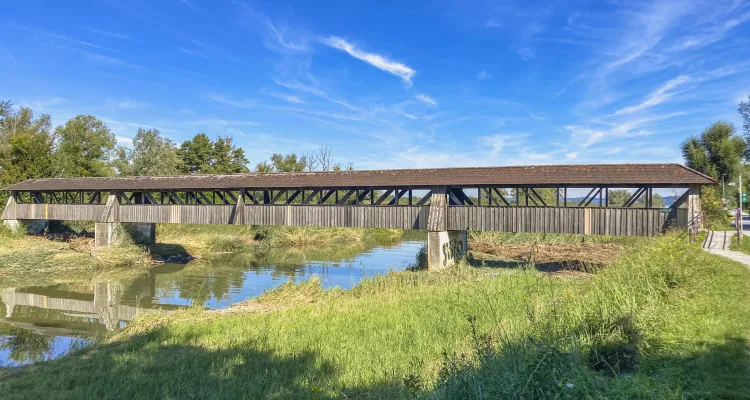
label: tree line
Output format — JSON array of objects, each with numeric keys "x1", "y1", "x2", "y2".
[
  {"x1": 680, "y1": 96, "x2": 750, "y2": 225},
  {"x1": 0, "y1": 100, "x2": 351, "y2": 208}
]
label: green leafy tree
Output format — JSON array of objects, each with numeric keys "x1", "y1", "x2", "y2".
[
  {"x1": 211, "y1": 136, "x2": 249, "y2": 174},
  {"x1": 54, "y1": 115, "x2": 116, "y2": 177},
  {"x1": 681, "y1": 121, "x2": 745, "y2": 180},
  {"x1": 115, "y1": 128, "x2": 183, "y2": 176},
  {"x1": 255, "y1": 161, "x2": 273, "y2": 173},
  {"x1": 0, "y1": 101, "x2": 54, "y2": 210},
  {"x1": 606, "y1": 189, "x2": 631, "y2": 207},
  {"x1": 268, "y1": 153, "x2": 308, "y2": 172},
  {"x1": 178, "y1": 134, "x2": 248, "y2": 174},
  {"x1": 178, "y1": 133, "x2": 214, "y2": 174}
]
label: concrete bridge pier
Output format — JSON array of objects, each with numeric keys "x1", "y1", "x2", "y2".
[
  {"x1": 427, "y1": 230, "x2": 468, "y2": 271},
  {"x1": 94, "y1": 193, "x2": 155, "y2": 247},
  {"x1": 94, "y1": 222, "x2": 156, "y2": 247},
  {"x1": 3, "y1": 219, "x2": 49, "y2": 234},
  {"x1": 427, "y1": 186, "x2": 468, "y2": 271}
]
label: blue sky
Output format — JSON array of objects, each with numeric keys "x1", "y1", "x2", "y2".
[{"x1": 1, "y1": 0, "x2": 749, "y2": 170}]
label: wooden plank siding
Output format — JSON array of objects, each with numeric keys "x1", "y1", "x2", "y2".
[
  {"x1": 14, "y1": 204, "x2": 106, "y2": 221},
  {"x1": 244, "y1": 205, "x2": 429, "y2": 229},
  {"x1": 9, "y1": 203, "x2": 685, "y2": 237},
  {"x1": 446, "y1": 206, "x2": 680, "y2": 236},
  {"x1": 119, "y1": 205, "x2": 235, "y2": 224}
]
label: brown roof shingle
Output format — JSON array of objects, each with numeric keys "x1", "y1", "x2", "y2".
[{"x1": 2, "y1": 163, "x2": 716, "y2": 191}]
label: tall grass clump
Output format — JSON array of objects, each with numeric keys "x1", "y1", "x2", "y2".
[{"x1": 434, "y1": 234, "x2": 750, "y2": 398}]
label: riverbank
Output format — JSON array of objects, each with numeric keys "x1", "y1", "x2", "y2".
[
  {"x1": 0, "y1": 224, "x2": 405, "y2": 288},
  {"x1": 2, "y1": 233, "x2": 748, "y2": 399}
]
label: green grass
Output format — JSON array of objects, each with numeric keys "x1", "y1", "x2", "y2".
[
  {"x1": 2, "y1": 234, "x2": 749, "y2": 399},
  {"x1": 0, "y1": 225, "x2": 151, "y2": 288},
  {"x1": 728, "y1": 233, "x2": 750, "y2": 255}
]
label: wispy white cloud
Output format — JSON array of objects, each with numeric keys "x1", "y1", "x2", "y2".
[
  {"x1": 566, "y1": 152, "x2": 579, "y2": 160},
  {"x1": 3, "y1": 46, "x2": 16, "y2": 65},
  {"x1": 415, "y1": 94, "x2": 437, "y2": 106},
  {"x1": 614, "y1": 75, "x2": 690, "y2": 115},
  {"x1": 21, "y1": 97, "x2": 67, "y2": 110},
  {"x1": 82, "y1": 51, "x2": 145, "y2": 70},
  {"x1": 78, "y1": 26, "x2": 132, "y2": 40},
  {"x1": 106, "y1": 98, "x2": 149, "y2": 109},
  {"x1": 179, "y1": 47, "x2": 210, "y2": 59},
  {"x1": 265, "y1": 91, "x2": 305, "y2": 104},
  {"x1": 517, "y1": 47, "x2": 535, "y2": 60},
  {"x1": 273, "y1": 79, "x2": 360, "y2": 111},
  {"x1": 478, "y1": 133, "x2": 530, "y2": 155},
  {"x1": 179, "y1": 0, "x2": 199, "y2": 10},
  {"x1": 477, "y1": 70, "x2": 491, "y2": 80},
  {"x1": 269, "y1": 106, "x2": 362, "y2": 121},
  {"x1": 207, "y1": 94, "x2": 256, "y2": 109},
  {"x1": 188, "y1": 119, "x2": 262, "y2": 127},
  {"x1": 565, "y1": 111, "x2": 687, "y2": 148},
  {"x1": 529, "y1": 113, "x2": 548, "y2": 121},
  {"x1": 321, "y1": 36, "x2": 416, "y2": 83},
  {"x1": 672, "y1": 12, "x2": 750, "y2": 51},
  {"x1": 262, "y1": 18, "x2": 309, "y2": 52},
  {"x1": 485, "y1": 19, "x2": 501, "y2": 28}
]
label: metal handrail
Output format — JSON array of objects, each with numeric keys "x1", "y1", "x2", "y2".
[{"x1": 689, "y1": 211, "x2": 705, "y2": 243}]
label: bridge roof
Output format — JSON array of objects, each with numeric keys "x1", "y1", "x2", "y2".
[{"x1": 3, "y1": 163, "x2": 716, "y2": 191}]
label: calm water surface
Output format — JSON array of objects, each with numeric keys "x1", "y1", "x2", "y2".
[{"x1": 0, "y1": 236, "x2": 425, "y2": 367}]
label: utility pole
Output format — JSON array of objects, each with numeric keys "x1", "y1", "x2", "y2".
[{"x1": 722, "y1": 175, "x2": 726, "y2": 209}]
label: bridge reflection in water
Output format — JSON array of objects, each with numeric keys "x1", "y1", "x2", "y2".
[{"x1": 0, "y1": 237, "x2": 425, "y2": 366}]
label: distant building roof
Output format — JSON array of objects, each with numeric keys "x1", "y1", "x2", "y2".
[{"x1": 2, "y1": 163, "x2": 717, "y2": 191}]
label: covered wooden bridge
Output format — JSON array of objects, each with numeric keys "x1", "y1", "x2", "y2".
[{"x1": 2, "y1": 163, "x2": 713, "y2": 269}]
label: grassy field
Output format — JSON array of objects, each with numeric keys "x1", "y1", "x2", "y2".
[{"x1": 1, "y1": 233, "x2": 748, "y2": 399}]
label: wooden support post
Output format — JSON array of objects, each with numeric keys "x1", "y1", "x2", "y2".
[
  {"x1": 427, "y1": 186, "x2": 447, "y2": 232},
  {"x1": 605, "y1": 188, "x2": 609, "y2": 208},
  {"x1": 233, "y1": 190, "x2": 245, "y2": 225},
  {"x1": 688, "y1": 184, "x2": 702, "y2": 230}
]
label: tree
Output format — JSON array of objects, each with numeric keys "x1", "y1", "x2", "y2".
[
  {"x1": 314, "y1": 146, "x2": 334, "y2": 171},
  {"x1": 178, "y1": 134, "x2": 248, "y2": 174},
  {"x1": 211, "y1": 136, "x2": 249, "y2": 174},
  {"x1": 740, "y1": 95, "x2": 750, "y2": 160},
  {"x1": 115, "y1": 128, "x2": 183, "y2": 176},
  {"x1": 681, "y1": 121, "x2": 745, "y2": 180},
  {"x1": 54, "y1": 115, "x2": 116, "y2": 177},
  {"x1": 0, "y1": 101, "x2": 54, "y2": 210},
  {"x1": 606, "y1": 189, "x2": 631, "y2": 207},
  {"x1": 255, "y1": 161, "x2": 273, "y2": 173},
  {"x1": 178, "y1": 133, "x2": 214, "y2": 174},
  {"x1": 268, "y1": 153, "x2": 308, "y2": 172}
]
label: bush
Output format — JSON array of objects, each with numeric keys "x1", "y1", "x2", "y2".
[{"x1": 702, "y1": 185, "x2": 730, "y2": 228}]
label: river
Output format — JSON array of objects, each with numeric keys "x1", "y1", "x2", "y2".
[{"x1": 0, "y1": 234, "x2": 425, "y2": 367}]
